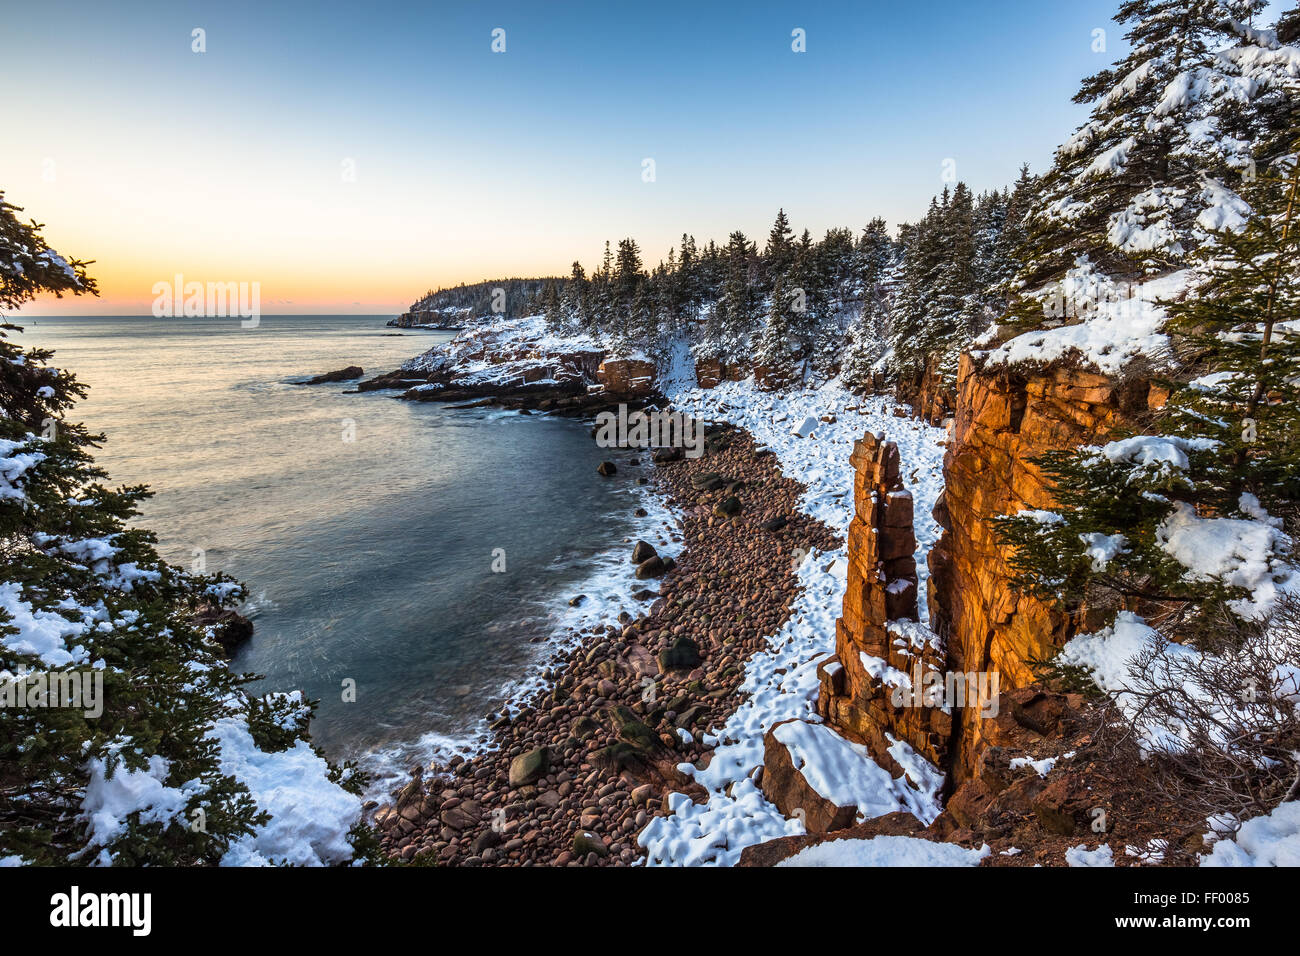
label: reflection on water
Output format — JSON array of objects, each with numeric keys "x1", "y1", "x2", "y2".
[{"x1": 19, "y1": 315, "x2": 649, "y2": 781}]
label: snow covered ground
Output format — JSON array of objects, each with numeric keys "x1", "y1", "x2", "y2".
[{"x1": 638, "y1": 376, "x2": 950, "y2": 866}]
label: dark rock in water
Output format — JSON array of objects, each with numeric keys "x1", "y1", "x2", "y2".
[
  {"x1": 195, "y1": 604, "x2": 254, "y2": 656},
  {"x1": 569, "y1": 594, "x2": 587, "y2": 607},
  {"x1": 596, "y1": 461, "x2": 617, "y2": 476},
  {"x1": 714, "y1": 496, "x2": 742, "y2": 518},
  {"x1": 632, "y1": 540, "x2": 658, "y2": 563},
  {"x1": 300, "y1": 366, "x2": 364, "y2": 384},
  {"x1": 635, "y1": 555, "x2": 666, "y2": 579},
  {"x1": 634, "y1": 507, "x2": 648, "y2": 517},
  {"x1": 760, "y1": 516, "x2": 788, "y2": 532},
  {"x1": 632, "y1": 588, "x2": 659, "y2": 601},
  {"x1": 652, "y1": 447, "x2": 685, "y2": 464}
]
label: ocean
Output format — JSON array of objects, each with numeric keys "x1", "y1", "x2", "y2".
[{"x1": 17, "y1": 315, "x2": 677, "y2": 791}]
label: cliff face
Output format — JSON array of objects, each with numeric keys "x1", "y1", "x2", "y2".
[
  {"x1": 928, "y1": 353, "x2": 1161, "y2": 782},
  {"x1": 823, "y1": 352, "x2": 1161, "y2": 787}
]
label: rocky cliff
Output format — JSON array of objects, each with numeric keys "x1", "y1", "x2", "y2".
[
  {"x1": 822, "y1": 353, "x2": 1161, "y2": 789},
  {"x1": 926, "y1": 353, "x2": 1164, "y2": 782}
]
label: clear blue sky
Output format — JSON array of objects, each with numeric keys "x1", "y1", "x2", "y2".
[{"x1": 2, "y1": 0, "x2": 1194, "y2": 311}]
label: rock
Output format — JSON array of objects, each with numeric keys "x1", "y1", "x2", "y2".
[
  {"x1": 690, "y1": 473, "x2": 725, "y2": 492},
  {"x1": 508, "y1": 746, "x2": 550, "y2": 788},
  {"x1": 652, "y1": 447, "x2": 684, "y2": 464},
  {"x1": 713, "y1": 496, "x2": 742, "y2": 518},
  {"x1": 569, "y1": 594, "x2": 587, "y2": 606},
  {"x1": 657, "y1": 636, "x2": 701, "y2": 673},
  {"x1": 573, "y1": 831, "x2": 609, "y2": 858},
  {"x1": 632, "y1": 540, "x2": 658, "y2": 563},
  {"x1": 759, "y1": 719, "x2": 858, "y2": 833},
  {"x1": 635, "y1": 556, "x2": 667, "y2": 579},
  {"x1": 791, "y1": 415, "x2": 819, "y2": 438},
  {"x1": 1032, "y1": 773, "x2": 1091, "y2": 836},
  {"x1": 596, "y1": 461, "x2": 617, "y2": 476},
  {"x1": 759, "y1": 516, "x2": 788, "y2": 532},
  {"x1": 194, "y1": 603, "x2": 254, "y2": 656},
  {"x1": 300, "y1": 366, "x2": 364, "y2": 385}
]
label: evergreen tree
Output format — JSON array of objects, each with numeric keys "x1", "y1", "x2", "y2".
[
  {"x1": 0, "y1": 193, "x2": 368, "y2": 865},
  {"x1": 764, "y1": 208, "x2": 795, "y2": 286},
  {"x1": 1024, "y1": 0, "x2": 1270, "y2": 279},
  {"x1": 717, "y1": 231, "x2": 758, "y2": 361},
  {"x1": 994, "y1": 136, "x2": 1300, "y2": 640}
]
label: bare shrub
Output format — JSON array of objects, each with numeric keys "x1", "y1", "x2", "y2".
[{"x1": 1117, "y1": 593, "x2": 1300, "y2": 830}]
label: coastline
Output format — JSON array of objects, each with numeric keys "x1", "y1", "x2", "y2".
[{"x1": 371, "y1": 413, "x2": 840, "y2": 865}]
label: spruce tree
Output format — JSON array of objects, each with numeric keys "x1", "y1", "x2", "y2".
[
  {"x1": 0, "y1": 193, "x2": 367, "y2": 865},
  {"x1": 1024, "y1": 0, "x2": 1269, "y2": 279},
  {"x1": 994, "y1": 136, "x2": 1300, "y2": 640}
]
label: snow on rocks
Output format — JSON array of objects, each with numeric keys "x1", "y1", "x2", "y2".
[
  {"x1": 976, "y1": 263, "x2": 1189, "y2": 375},
  {"x1": 1201, "y1": 801, "x2": 1300, "y2": 867},
  {"x1": 637, "y1": 378, "x2": 949, "y2": 866},
  {"x1": 1065, "y1": 843, "x2": 1115, "y2": 867},
  {"x1": 775, "y1": 834, "x2": 990, "y2": 867},
  {"x1": 763, "y1": 718, "x2": 942, "y2": 831}
]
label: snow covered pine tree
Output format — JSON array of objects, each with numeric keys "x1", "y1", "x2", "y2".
[{"x1": 0, "y1": 193, "x2": 370, "y2": 866}]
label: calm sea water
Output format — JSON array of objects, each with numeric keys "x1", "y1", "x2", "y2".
[{"x1": 18, "y1": 315, "x2": 673, "y2": 789}]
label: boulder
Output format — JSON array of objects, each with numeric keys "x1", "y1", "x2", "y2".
[
  {"x1": 759, "y1": 719, "x2": 859, "y2": 834},
  {"x1": 635, "y1": 556, "x2": 667, "y2": 579},
  {"x1": 657, "y1": 636, "x2": 701, "y2": 673},
  {"x1": 300, "y1": 366, "x2": 364, "y2": 385},
  {"x1": 713, "y1": 496, "x2": 742, "y2": 518},
  {"x1": 508, "y1": 746, "x2": 550, "y2": 788}
]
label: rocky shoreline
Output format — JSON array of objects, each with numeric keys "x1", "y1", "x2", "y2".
[{"x1": 371, "y1": 412, "x2": 837, "y2": 866}]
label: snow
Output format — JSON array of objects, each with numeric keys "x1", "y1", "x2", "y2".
[
  {"x1": 210, "y1": 715, "x2": 362, "y2": 867},
  {"x1": 1065, "y1": 843, "x2": 1115, "y2": 867},
  {"x1": 777, "y1": 835, "x2": 990, "y2": 867},
  {"x1": 0, "y1": 436, "x2": 47, "y2": 501},
  {"x1": 1156, "y1": 500, "x2": 1292, "y2": 619},
  {"x1": 0, "y1": 580, "x2": 95, "y2": 668},
  {"x1": 1059, "y1": 611, "x2": 1182, "y2": 699},
  {"x1": 1010, "y1": 755, "x2": 1059, "y2": 777},
  {"x1": 1079, "y1": 532, "x2": 1128, "y2": 571},
  {"x1": 1201, "y1": 801, "x2": 1300, "y2": 867},
  {"x1": 637, "y1": 376, "x2": 949, "y2": 866},
  {"x1": 1087, "y1": 434, "x2": 1219, "y2": 476},
  {"x1": 79, "y1": 753, "x2": 199, "y2": 864},
  {"x1": 978, "y1": 263, "x2": 1188, "y2": 375},
  {"x1": 771, "y1": 719, "x2": 942, "y2": 823}
]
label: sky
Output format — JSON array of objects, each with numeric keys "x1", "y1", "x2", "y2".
[{"x1": 2, "y1": 0, "x2": 1184, "y2": 315}]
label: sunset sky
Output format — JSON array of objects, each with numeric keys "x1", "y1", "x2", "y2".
[{"x1": 6, "y1": 0, "x2": 1158, "y2": 315}]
